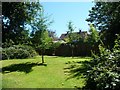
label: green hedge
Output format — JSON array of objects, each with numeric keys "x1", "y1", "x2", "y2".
[{"x1": 2, "y1": 45, "x2": 37, "y2": 60}]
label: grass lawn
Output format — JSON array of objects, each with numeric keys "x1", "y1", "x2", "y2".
[{"x1": 0, "y1": 56, "x2": 91, "y2": 88}]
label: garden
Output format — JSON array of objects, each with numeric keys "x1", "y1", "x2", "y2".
[{"x1": 1, "y1": 1, "x2": 120, "y2": 90}]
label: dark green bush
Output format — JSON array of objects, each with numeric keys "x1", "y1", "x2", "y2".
[
  {"x1": 13, "y1": 45, "x2": 37, "y2": 58},
  {"x1": 2, "y1": 45, "x2": 37, "y2": 60},
  {"x1": 82, "y1": 35, "x2": 120, "y2": 90}
]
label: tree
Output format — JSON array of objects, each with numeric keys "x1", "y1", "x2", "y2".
[
  {"x1": 50, "y1": 41, "x2": 61, "y2": 55},
  {"x1": 82, "y1": 34, "x2": 120, "y2": 90},
  {"x1": 31, "y1": 8, "x2": 52, "y2": 63},
  {"x1": 86, "y1": 2, "x2": 120, "y2": 48},
  {"x1": 66, "y1": 34, "x2": 120, "y2": 90},
  {"x1": 66, "y1": 21, "x2": 79, "y2": 58},
  {"x1": 48, "y1": 30, "x2": 59, "y2": 41},
  {"x1": 39, "y1": 30, "x2": 52, "y2": 63},
  {"x1": 87, "y1": 23, "x2": 99, "y2": 46},
  {"x1": 2, "y1": 2, "x2": 42, "y2": 46},
  {"x1": 32, "y1": 30, "x2": 52, "y2": 63}
]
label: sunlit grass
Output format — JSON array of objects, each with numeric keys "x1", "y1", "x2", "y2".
[{"x1": 1, "y1": 56, "x2": 91, "y2": 88}]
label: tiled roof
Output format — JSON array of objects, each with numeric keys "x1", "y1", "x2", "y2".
[
  {"x1": 60, "y1": 31, "x2": 88, "y2": 40},
  {"x1": 60, "y1": 34, "x2": 67, "y2": 40}
]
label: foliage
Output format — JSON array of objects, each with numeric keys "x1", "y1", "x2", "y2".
[
  {"x1": 65, "y1": 21, "x2": 80, "y2": 43},
  {"x1": 50, "y1": 41, "x2": 61, "y2": 55},
  {"x1": 82, "y1": 34, "x2": 120, "y2": 90},
  {"x1": 40, "y1": 30, "x2": 52, "y2": 50},
  {"x1": 84, "y1": 23, "x2": 100, "y2": 55},
  {"x1": 87, "y1": 24, "x2": 99, "y2": 46},
  {"x1": 86, "y1": 2, "x2": 120, "y2": 48},
  {"x1": 2, "y1": 39, "x2": 14, "y2": 48},
  {"x1": 2, "y1": 45, "x2": 37, "y2": 60},
  {"x1": 31, "y1": 9, "x2": 53, "y2": 63},
  {"x1": 2, "y1": 2, "x2": 42, "y2": 46},
  {"x1": 64, "y1": 35, "x2": 120, "y2": 90},
  {"x1": 48, "y1": 30, "x2": 59, "y2": 41},
  {"x1": 65, "y1": 21, "x2": 80, "y2": 57},
  {"x1": 63, "y1": 22, "x2": 100, "y2": 57},
  {"x1": 39, "y1": 30, "x2": 52, "y2": 63}
]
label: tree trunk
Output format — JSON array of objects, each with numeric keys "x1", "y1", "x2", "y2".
[
  {"x1": 71, "y1": 44, "x2": 74, "y2": 58},
  {"x1": 42, "y1": 54, "x2": 44, "y2": 63},
  {"x1": 41, "y1": 50, "x2": 44, "y2": 63},
  {"x1": 71, "y1": 47, "x2": 74, "y2": 58},
  {"x1": 53, "y1": 48, "x2": 55, "y2": 56}
]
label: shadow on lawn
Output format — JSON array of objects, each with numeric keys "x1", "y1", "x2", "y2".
[
  {"x1": 2, "y1": 62, "x2": 47, "y2": 74},
  {"x1": 64, "y1": 60, "x2": 91, "y2": 80}
]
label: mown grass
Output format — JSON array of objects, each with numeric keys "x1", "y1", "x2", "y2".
[{"x1": 0, "y1": 56, "x2": 91, "y2": 88}]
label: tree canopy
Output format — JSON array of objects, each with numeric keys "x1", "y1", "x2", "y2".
[
  {"x1": 30, "y1": 9, "x2": 53, "y2": 63},
  {"x1": 86, "y1": 2, "x2": 120, "y2": 48},
  {"x1": 2, "y1": 2, "x2": 42, "y2": 46},
  {"x1": 87, "y1": 24, "x2": 99, "y2": 46}
]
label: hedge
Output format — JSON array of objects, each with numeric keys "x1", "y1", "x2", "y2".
[{"x1": 2, "y1": 45, "x2": 37, "y2": 60}]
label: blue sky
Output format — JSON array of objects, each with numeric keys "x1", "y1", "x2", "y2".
[{"x1": 41, "y1": 2, "x2": 94, "y2": 37}]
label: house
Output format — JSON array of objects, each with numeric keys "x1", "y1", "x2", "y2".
[
  {"x1": 60, "y1": 33, "x2": 67, "y2": 40},
  {"x1": 60, "y1": 30, "x2": 88, "y2": 40}
]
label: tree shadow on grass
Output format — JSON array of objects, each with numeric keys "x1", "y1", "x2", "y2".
[
  {"x1": 64, "y1": 60, "x2": 91, "y2": 80},
  {"x1": 2, "y1": 62, "x2": 47, "y2": 74}
]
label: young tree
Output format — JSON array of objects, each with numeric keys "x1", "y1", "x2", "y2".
[
  {"x1": 66, "y1": 21, "x2": 79, "y2": 58},
  {"x1": 87, "y1": 24, "x2": 99, "y2": 46},
  {"x1": 51, "y1": 42, "x2": 61, "y2": 56},
  {"x1": 39, "y1": 30, "x2": 52, "y2": 63},
  {"x1": 32, "y1": 29, "x2": 52, "y2": 64},
  {"x1": 31, "y1": 7, "x2": 53, "y2": 63}
]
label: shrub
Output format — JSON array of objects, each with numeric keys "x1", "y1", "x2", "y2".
[
  {"x1": 82, "y1": 35, "x2": 120, "y2": 90},
  {"x1": 13, "y1": 45, "x2": 37, "y2": 58},
  {"x1": 2, "y1": 45, "x2": 37, "y2": 60}
]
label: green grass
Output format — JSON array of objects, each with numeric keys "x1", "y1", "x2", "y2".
[{"x1": 0, "y1": 56, "x2": 91, "y2": 88}]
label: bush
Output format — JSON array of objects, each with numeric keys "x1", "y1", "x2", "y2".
[
  {"x1": 82, "y1": 35, "x2": 120, "y2": 90},
  {"x1": 2, "y1": 45, "x2": 37, "y2": 60}
]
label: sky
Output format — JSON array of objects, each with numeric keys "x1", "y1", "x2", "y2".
[{"x1": 40, "y1": 2, "x2": 95, "y2": 37}]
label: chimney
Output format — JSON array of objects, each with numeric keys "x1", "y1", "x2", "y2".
[
  {"x1": 67, "y1": 31, "x2": 69, "y2": 34},
  {"x1": 79, "y1": 29, "x2": 81, "y2": 33}
]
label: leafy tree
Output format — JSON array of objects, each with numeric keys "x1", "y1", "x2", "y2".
[
  {"x1": 50, "y1": 42, "x2": 61, "y2": 55},
  {"x1": 31, "y1": 9, "x2": 52, "y2": 63},
  {"x1": 2, "y1": 2, "x2": 42, "y2": 46},
  {"x1": 86, "y1": 2, "x2": 120, "y2": 48},
  {"x1": 32, "y1": 30, "x2": 52, "y2": 63},
  {"x1": 82, "y1": 34, "x2": 120, "y2": 90},
  {"x1": 89, "y1": 24, "x2": 99, "y2": 43},
  {"x1": 65, "y1": 21, "x2": 80, "y2": 58},
  {"x1": 87, "y1": 24, "x2": 99, "y2": 46},
  {"x1": 39, "y1": 30, "x2": 52, "y2": 63},
  {"x1": 66, "y1": 34, "x2": 120, "y2": 90},
  {"x1": 48, "y1": 30, "x2": 59, "y2": 41}
]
